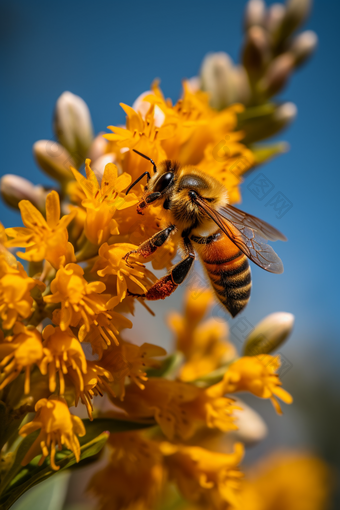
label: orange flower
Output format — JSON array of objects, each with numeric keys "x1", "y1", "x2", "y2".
[
  {"x1": 19, "y1": 396, "x2": 85, "y2": 470},
  {"x1": 0, "y1": 259, "x2": 45, "y2": 329},
  {"x1": 5, "y1": 190, "x2": 76, "y2": 268},
  {"x1": 44, "y1": 263, "x2": 109, "y2": 332},
  {"x1": 161, "y1": 441, "x2": 244, "y2": 510},
  {"x1": 0, "y1": 323, "x2": 43, "y2": 394},
  {"x1": 221, "y1": 355, "x2": 293, "y2": 414},
  {"x1": 40, "y1": 325, "x2": 87, "y2": 394}
]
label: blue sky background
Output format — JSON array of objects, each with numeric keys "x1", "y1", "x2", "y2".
[{"x1": 1, "y1": 0, "x2": 340, "y2": 479}]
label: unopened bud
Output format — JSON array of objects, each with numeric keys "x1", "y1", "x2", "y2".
[
  {"x1": 231, "y1": 399, "x2": 268, "y2": 444},
  {"x1": 277, "y1": 0, "x2": 312, "y2": 43},
  {"x1": 91, "y1": 153, "x2": 118, "y2": 183},
  {"x1": 252, "y1": 142, "x2": 290, "y2": 165},
  {"x1": 232, "y1": 66, "x2": 251, "y2": 105},
  {"x1": 242, "y1": 26, "x2": 270, "y2": 77},
  {"x1": 266, "y1": 3, "x2": 286, "y2": 34},
  {"x1": 33, "y1": 140, "x2": 75, "y2": 183},
  {"x1": 54, "y1": 91, "x2": 94, "y2": 166},
  {"x1": 1, "y1": 174, "x2": 47, "y2": 212},
  {"x1": 243, "y1": 312, "x2": 294, "y2": 356},
  {"x1": 87, "y1": 133, "x2": 109, "y2": 163},
  {"x1": 242, "y1": 103, "x2": 297, "y2": 144},
  {"x1": 286, "y1": 0, "x2": 312, "y2": 27},
  {"x1": 201, "y1": 53, "x2": 238, "y2": 109},
  {"x1": 260, "y1": 53, "x2": 295, "y2": 97},
  {"x1": 290, "y1": 30, "x2": 318, "y2": 66},
  {"x1": 275, "y1": 102, "x2": 297, "y2": 123},
  {"x1": 244, "y1": 0, "x2": 266, "y2": 30}
]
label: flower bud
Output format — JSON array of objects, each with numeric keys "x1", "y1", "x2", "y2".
[
  {"x1": 201, "y1": 53, "x2": 239, "y2": 109},
  {"x1": 54, "y1": 91, "x2": 94, "y2": 166},
  {"x1": 242, "y1": 103, "x2": 297, "y2": 144},
  {"x1": 1, "y1": 174, "x2": 47, "y2": 212},
  {"x1": 243, "y1": 312, "x2": 295, "y2": 356},
  {"x1": 277, "y1": 0, "x2": 312, "y2": 43},
  {"x1": 244, "y1": 0, "x2": 266, "y2": 30},
  {"x1": 242, "y1": 26, "x2": 270, "y2": 78},
  {"x1": 289, "y1": 30, "x2": 318, "y2": 67},
  {"x1": 266, "y1": 3, "x2": 286, "y2": 33},
  {"x1": 260, "y1": 53, "x2": 295, "y2": 97},
  {"x1": 87, "y1": 132, "x2": 109, "y2": 162},
  {"x1": 231, "y1": 398, "x2": 268, "y2": 444},
  {"x1": 33, "y1": 140, "x2": 75, "y2": 182},
  {"x1": 91, "y1": 153, "x2": 118, "y2": 183},
  {"x1": 252, "y1": 142, "x2": 290, "y2": 165}
]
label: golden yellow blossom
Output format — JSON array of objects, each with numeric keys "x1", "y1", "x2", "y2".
[
  {"x1": 221, "y1": 355, "x2": 293, "y2": 415},
  {"x1": 161, "y1": 441, "x2": 244, "y2": 510},
  {"x1": 5, "y1": 190, "x2": 76, "y2": 268},
  {"x1": 111, "y1": 378, "x2": 238, "y2": 440},
  {"x1": 0, "y1": 323, "x2": 43, "y2": 394},
  {"x1": 71, "y1": 160, "x2": 138, "y2": 245},
  {"x1": 197, "y1": 135, "x2": 255, "y2": 204},
  {"x1": 94, "y1": 242, "x2": 156, "y2": 302},
  {"x1": 88, "y1": 431, "x2": 165, "y2": 510},
  {"x1": 100, "y1": 340, "x2": 166, "y2": 400},
  {"x1": 79, "y1": 310, "x2": 133, "y2": 358},
  {"x1": 40, "y1": 325, "x2": 87, "y2": 394},
  {"x1": 68, "y1": 360, "x2": 113, "y2": 420},
  {"x1": 168, "y1": 287, "x2": 236, "y2": 381},
  {"x1": 104, "y1": 102, "x2": 175, "y2": 182},
  {"x1": 19, "y1": 396, "x2": 85, "y2": 471},
  {"x1": 44, "y1": 263, "x2": 109, "y2": 331},
  {"x1": 0, "y1": 259, "x2": 45, "y2": 329},
  {"x1": 242, "y1": 450, "x2": 333, "y2": 510}
]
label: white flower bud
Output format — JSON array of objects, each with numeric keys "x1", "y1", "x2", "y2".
[
  {"x1": 87, "y1": 133, "x2": 109, "y2": 163},
  {"x1": 275, "y1": 102, "x2": 298, "y2": 123},
  {"x1": 260, "y1": 53, "x2": 295, "y2": 96},
  {"x1": 33, "y1": 140, "x2": 75, "y2": 182},
  {"x1": 231, "y1": 398, "x2": 268, "y2": 444},
  {"x1": 132, "y1": 91, "x2": 165, "y2": 128},
  {"x1": 91, "y1": 153, "x2": 118, "y2": 183},
  {"x1": 290, "y1": 30, "x2": 318, "y2": 66},
  {"x1": 266, "y1": 3, "x2": 286, "y2": 33},
  {"x1": 242, "y1": 26, "x2": 270, "y2": 77},
  {"x1": 244, "y1": 0, "x2": 266, "y2": 30},
  {"x1": 54, "y1": 91, "x2": 94, "y2": 165},
  {"x1": 1, "y1": 174, "x2": 47, "y2": 211},
  {"x1": 201, "y1": 52, "x2": 239, "y2": 109},
  {"x1": 243, "y1": 312, "x2": 295, "y2": 356}
]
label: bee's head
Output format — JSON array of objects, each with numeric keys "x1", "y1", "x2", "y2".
[{"x1": 126, "y1": 150, "x2": 178, "y2": 213}]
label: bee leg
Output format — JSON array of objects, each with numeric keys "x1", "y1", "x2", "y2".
[
  {"x1": 129, "y1": 240, "x2": 195, "y2": 301},
  {"x1": 123, "y1": 225, "x2": 176, "y2": 267}
]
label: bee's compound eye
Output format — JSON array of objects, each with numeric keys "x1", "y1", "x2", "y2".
[{"x1": 154, "y1": 172, "x2": 174, "y2": 193}]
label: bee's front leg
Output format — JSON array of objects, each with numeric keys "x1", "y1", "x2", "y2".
[
  {"x1": 123, "y1": 224, "x2": 176, "y2": 267},
  {"x1": 128, "y1": 238, "x2": 195, "y2": 301}
]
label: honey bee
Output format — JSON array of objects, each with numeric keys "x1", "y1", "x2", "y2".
[{"x1": 124, "y1": 149, "x2": 286, "y2": 317}]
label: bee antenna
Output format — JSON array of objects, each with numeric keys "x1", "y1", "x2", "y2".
[{"x1": 133, "y1": 149, "x2": 157, "y2": 173}]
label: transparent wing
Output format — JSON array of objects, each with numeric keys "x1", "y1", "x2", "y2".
[
  {"x1": 195, "y1": 198, "x2": 285, "y2": 274},
  {"x1": 220, "y1": 204, "x2": 287, "y2": 242}
]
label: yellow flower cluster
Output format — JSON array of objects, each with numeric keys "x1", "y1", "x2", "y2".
[
  {"x1": 0, "y1": 0, "x2": 325, "y2": 504},
  {"x1": 0, "y1": 80, "x2": 292, "y2": 508}
]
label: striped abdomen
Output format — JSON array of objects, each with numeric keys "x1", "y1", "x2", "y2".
[{"x1": 192, "y1": 231, "x2": 251, "y2": 317}]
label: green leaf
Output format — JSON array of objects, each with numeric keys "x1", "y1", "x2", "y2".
[
  {"x1": 80, "y1": 417, "x2": 153, "y2": 444},
  {"x1": 251, "y1": 142, "x2": 289, "y2": 166},
  {"x1": 0, "y1": 416, "x2": 153, "y2": 510},
  {"x1": 146, "y1": 352, "x2": 184, "y2": 379},
  {"x1": 10, "y1": 471, "x2": 70, "y2": 510},
  {"x1": 0, "y1": 433, "x2": 108, "y2": 510}
]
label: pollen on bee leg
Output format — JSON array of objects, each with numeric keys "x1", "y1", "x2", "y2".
[{"x1": 145, "y1": 274, "x2": 178, "y2": 300}]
